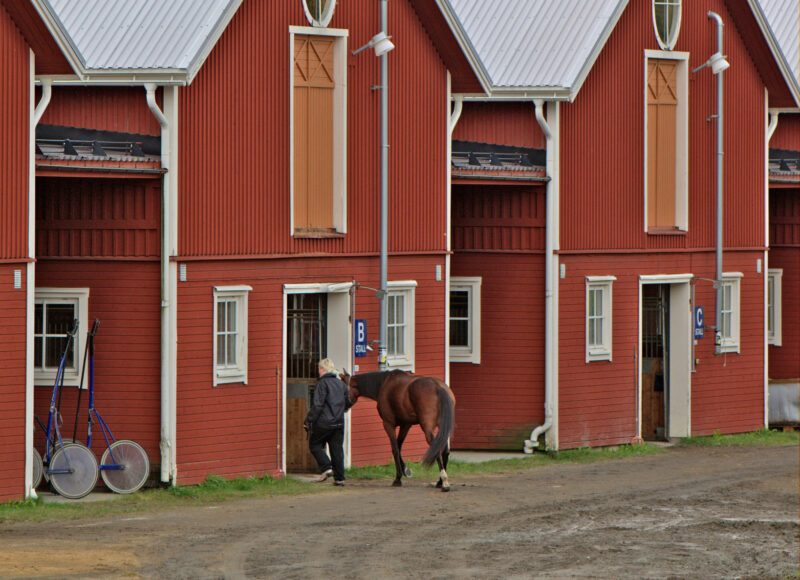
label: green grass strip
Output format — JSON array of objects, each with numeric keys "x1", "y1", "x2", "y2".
[{"x1": 679, "y1": 428, "x2": 799, "y2": 447}]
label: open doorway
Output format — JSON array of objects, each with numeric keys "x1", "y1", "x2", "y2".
[
  {"x1": 285, "y1": 293, "x2": 327, "y2": 472},
  {"x1": 283, "y1": 284, "x2": 353, "y2": 474},
  {"x1": 642, "y1": 285, "x2": 670, "y2": 440},
  {"x1": 639, "y1": 276, "x2": 692, "y2": 441}
]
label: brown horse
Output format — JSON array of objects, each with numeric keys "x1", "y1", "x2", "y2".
[{"x1": 342, "y1": 370, "x2": 456, "y2": 491}]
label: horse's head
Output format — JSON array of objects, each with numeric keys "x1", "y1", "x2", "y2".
[{"x1": 340, "y1": 369, "x2": 360, "y2": 405}]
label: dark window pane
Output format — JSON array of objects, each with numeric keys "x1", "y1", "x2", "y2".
[
  {"x1": 35, "y1": 305, "x2": 43, "y2": 334},
  {"x1": 226, "y1": 301, "x2": 236, "y2": 332},
  {"x1": 216, "y1": 334, "x2": 226, "y2": 367},
  {"x1": 46, "y1": 304, "x2": 75, "y2": 335},
  {"x1": 450, "y1": 291, "x2": 469, "y2": 318},
  {"x1": 34, "y1": 337, "x2": 43, "y2": 368},
  {"x1": 450, "y1": 320, "x2": 469, "y2": 347},
  {"x1": 45, "y1": 336, "x2": 74, "y2": 369},
  {"x1": 226, "y1": 334, "x2": 237, "y2": 366}
]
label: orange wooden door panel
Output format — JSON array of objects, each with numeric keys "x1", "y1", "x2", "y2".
[
  {"x1": 293, "y1": 36, "x2": 335, "y2": 231},
  {"x1": 647, "y1": 60, "x2": 678, "y2": 229}
]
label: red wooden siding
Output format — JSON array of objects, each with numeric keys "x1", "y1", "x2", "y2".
[
  {"x1": 453, "y1": 185, "x2": 546, "y2": 252},
  {"x1": 36, "y1": 178, "x2": 161, "y2": 259},
  {"x1": 561, "y1": 0, "x2": 766, "y2": 252},
  {"x1": 450, "y1": 254, "x2": 544, "y2": 449},
  {"x1": 33, "y1": 262, "x2": 162, "y2": 470},
  {"x1": 771, "y1": 114, "x2": 800, "y2": 152},
  {"x1": 769, "y1": 188, "x2": 800, "y2": 380},
  {"x1": 0, "y1": 4, "x2": 30, "y2": 261},
  {"x1": 0, "y1": 265, "x2": 26, "y2": 502},
  {"x1": 175, "y1": 255, "x2": 445, "y2": 484},
  {"x1": 0, "y1": 0, "x2": 71, "y2": 75},
  {"x1": 453, "y1": 102, "x2": 546, "y2": 149},
  {"x1": 558, "y1": 251, "x2": 765, "y2": 449},
  {"x1": 39, "y1": 87, "x2": 161, "y2": 136},
  {"x1": 179, "y1": 0, "x2": 447, "y2": 257},
  {"x1": 450, "y1": 186, "x2": 546, "y2": 449}
]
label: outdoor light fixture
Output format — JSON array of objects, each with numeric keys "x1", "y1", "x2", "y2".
[
  {"x1": 693, "y1": 51, "x2": 730, "y2": 75},
  {"x1": 352, "y1": 31, "x2": 395, "y2": 57}
]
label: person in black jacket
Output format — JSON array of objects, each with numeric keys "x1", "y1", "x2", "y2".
[{"x1": 305, "y1": 358, "x2": 352, "y2": 485}]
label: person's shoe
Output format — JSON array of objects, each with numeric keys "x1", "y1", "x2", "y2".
[
  {"x1": 316, "y1": 469, "x2": 334, "y2": 482},
  {"x1": 333, "y1": 480, "x2": 345, "y2": 487}
]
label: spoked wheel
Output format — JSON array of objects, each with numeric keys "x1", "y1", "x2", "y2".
[
  {"x1": 41, "y1": 438, "x2": 76, "y2": 483},
  {"x1": 32, "y1": 449, "x2": 43, "y2": 490},
  {"x1": 101, "y1": 440, "x2": 150, "y2": 494},
  {"x1": 49, "y1": 443, "x2": 98, "y2": 499}
]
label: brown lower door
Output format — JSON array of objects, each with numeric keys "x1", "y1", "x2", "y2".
[{"x1": 285, "y1": 294, "x2": 327, "y2": 472}]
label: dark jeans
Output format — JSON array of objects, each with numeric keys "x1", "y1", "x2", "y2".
[{"x1": 309, "y1": 425, "x2": 345, "y2": 481}]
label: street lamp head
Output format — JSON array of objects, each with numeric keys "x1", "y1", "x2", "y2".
[
  {"x1": 708, "y1": 52, "x2": 730, "y2": 75},
  {"x1": 371, "y1": 31, "x2": 395, "y2": 57}
]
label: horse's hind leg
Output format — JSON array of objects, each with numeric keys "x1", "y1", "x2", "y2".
[
  {"x1": 397, "y1": 424, "x2": 412, "y2": 478},
  {"x1": 382, "y1": 421, "x2": 404, "y2": 487},
  {"x1": 423, "y1": 427, "x2": 451, "y2": 492}
]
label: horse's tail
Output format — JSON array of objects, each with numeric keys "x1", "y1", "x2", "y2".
[{"x1": 422, "y1": 385, "x2": 455, "y2": 467}]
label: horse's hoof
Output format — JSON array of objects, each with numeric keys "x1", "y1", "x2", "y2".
[
  {"x1": 403, "y1": 466, "x2": 413, "y2": 478},
  {"x1": 441, "y1": 485, "x2": 450, "y2": 493},
  {"x1": 435, "y1": 479, "x2": 443, "y2": 488},
  {"x1": 392, "y1": 480, "x2": 402, "y2": 487}
]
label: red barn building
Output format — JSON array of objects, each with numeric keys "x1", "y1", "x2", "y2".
[
  {"x1": 0, "y1": 0, "x2": 485, "y2": 501},
  {"x1": 442, "y1": 0, "x2": 800, "y2": 450}
]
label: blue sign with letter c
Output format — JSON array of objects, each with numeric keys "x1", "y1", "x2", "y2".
[{"x1": 694, "y1": 306, "x2": 704, "y2": 339}]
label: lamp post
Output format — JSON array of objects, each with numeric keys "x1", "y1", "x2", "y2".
[
  {"x1": 353, "y1": 1, "x2": 395, "y2": 371},
  {"x1": 694, "y1": 12, "x2": 730, "y2": 353}
]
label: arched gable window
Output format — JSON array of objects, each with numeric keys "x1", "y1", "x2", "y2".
[
  {"x1": 653, "y1": 0, "x2": 682, "y2": 50},
  {"x1": 303, "y1": 0, "x2": 336, "y2": 28}
]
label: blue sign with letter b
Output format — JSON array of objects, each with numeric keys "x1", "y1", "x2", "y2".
[{"x1": 355, "y1": 319, "x2": 368, "y2": 357}]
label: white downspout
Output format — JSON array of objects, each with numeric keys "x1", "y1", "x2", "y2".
[
  {"x1": 26, "y1": 63, "x2": 52, "y2": 499},
  {"x1": 445, "y1": 78, "x2": 463, "y2": 385},
  {"x1": 765, "y1": 107, "x2": 779, "y2": 428},
  {"x1": 145, "y1": 83, "x2": 173, "y2": 484},
  {"x1": 525, "y1": 99, "x2": 555, "y2": 452}
]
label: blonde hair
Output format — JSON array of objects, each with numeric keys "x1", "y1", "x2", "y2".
[{"x1": 318, "y1": 358, "x2": 337, "y2": 374}]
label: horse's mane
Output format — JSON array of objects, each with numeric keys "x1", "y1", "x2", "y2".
[{"x1": 353, "y1": 370, "x2": 408, "y2": 400}]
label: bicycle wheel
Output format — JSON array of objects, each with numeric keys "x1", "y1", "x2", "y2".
[
  {"x1": 32, "y1": 449, "x2": 43, "y2": 490},
  {"x1": 49, "y1": 443, "x2": 98, "y2": 499},
  {"x1": 41, "y1": 437, "x2": 74, "y2": 483},
  {"x1": 101, "y1": 440, "x2": 150, "y2": 494}
]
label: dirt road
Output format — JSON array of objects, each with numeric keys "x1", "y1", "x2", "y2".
[{"x1": 1, "y1": 444, "x2": 797, "y2": 579}]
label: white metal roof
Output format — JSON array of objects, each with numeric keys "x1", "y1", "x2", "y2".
[
  {"x1": 760, "y1": 0, "x2": 799, "y2": 82},
  {"x1": 34, "y1": 0, "x2": 242, "y2": 83},
  {"x1": 444, "y1": 0, "x2": 628, "y2": 99}
]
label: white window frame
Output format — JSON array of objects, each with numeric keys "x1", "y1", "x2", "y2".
[
  {"x1": 586, "y1": 276, "x2": 616, "y2": 363},
  {"x1": 767, "y1": 269, "x2": 782, "y2": 347},
  {"x1": 302, "y1": 0, "x2": 337, "y2": 28},
  {"x1": 643, "y1": 50, "x2": 689, "y2": 233},
  {"x1": 34, "y1": 288, "x2": 89, "y2": 387},
  {"x1": 652, "y1": 0, "x2": 682, "y2": 51},
  {"x1": 289, "y1": 26, "x2": 348, "y2": 236},
  {"x1": 449, "y1": 277, "x2": 481, "y2": 364},
  {"x1": 386, "y1": 281, "x2": 417, "y2": 371},
  {"x1": 719, "y1": 273, "x2": 742, "y2": 354},
  {"x1": 213, "y1": 285, "x2": 252, "y2": 386}
]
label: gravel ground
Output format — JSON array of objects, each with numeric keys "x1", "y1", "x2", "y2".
[{"x1": 1, "y1": 444, "x2": 797, "y2": 579}]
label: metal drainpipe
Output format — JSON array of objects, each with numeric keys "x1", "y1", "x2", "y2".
[
  {"x1": 27, "y1": 79, "x2": 53, "y2": 500},
  {"x1": 378, "y1": 0, "x2": 389, "y2": 371},
  {"x1": 709, "y1": 11, "x2": 725, "y2": 354},
  {"x1": 525, "y1": 99, "x2": 553, "y2": 452},
  {"x1": 145, "y1": 84, "x2": 172, "y2": 483}
]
